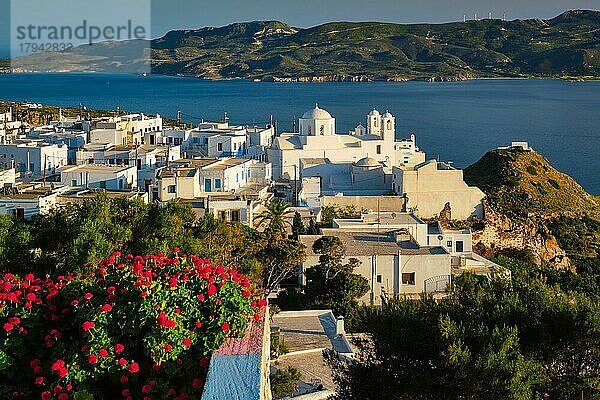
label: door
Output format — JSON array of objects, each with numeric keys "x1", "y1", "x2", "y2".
[{"x1": 204, "y1": 178, "x2": 212, "y2": 192}]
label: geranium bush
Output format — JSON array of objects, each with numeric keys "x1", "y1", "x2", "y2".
[{"x1": 0, "y1": 250, "x2": 266, "y2": 399}]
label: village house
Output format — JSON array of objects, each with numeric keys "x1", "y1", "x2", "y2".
[
  {"x1": 0, "y1": 141, "x2": 68, "y2": 176},
  {"x1": 59, "y1": 164, "x2": 137, "y2": 190},
  {"x1": 298, "y1": 211, "x2": 503, "y2": 305},
  {"x1": 392, "y1": 160, "x2": 485, "y2": 220}
]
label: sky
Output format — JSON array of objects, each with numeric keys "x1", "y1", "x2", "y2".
[{"x1": 1, "y1": 0, "x2": 600, "y2": 57}]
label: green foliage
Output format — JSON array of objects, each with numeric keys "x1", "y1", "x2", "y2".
[
  {"x1": 0, "y1": 195, "x2": 307, "y2": 295},
  {"x1": 0, "y1": 252, "x2": 264, "y2": 399},
  {"x1": 270, "y1": 366, "x2": 302, "y2": 398},
  {"x1": 270, "y1": 331, "x2": 289, "y2": 359},
  {"x1": 278, "y1": 236, "x2": 369, "y2": 329},
  {"x1": 320, "y1": 205, "x2": 361, "y2": 227},
  {"x1": 255, "y1": 200, "x2": 293, "y2": 240},
  {"x1": 291, "y1": 212, "x2": 305, "y2": 239},
  {"x1": 329, "y1": 258, "x2": 600, "y2": 399},
  {"x1": 464, "y1": 148, "x2": 597, "y2": 219}
]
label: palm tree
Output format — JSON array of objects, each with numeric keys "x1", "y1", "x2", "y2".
[{"x1": 254, "y1": 200, "x2": 293, "y2": 239}]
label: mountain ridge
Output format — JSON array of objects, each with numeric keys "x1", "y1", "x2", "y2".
[{"x1": 7, "y1": 10, "x2": 600, "y2": 80}]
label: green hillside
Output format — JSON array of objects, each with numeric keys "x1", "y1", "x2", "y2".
[
  {"x1": 11, "y1": 10, "x2": 600, "y2": 80},
  {"x1": 464, "y1": 147, "x2": 598, "y2": 219}
]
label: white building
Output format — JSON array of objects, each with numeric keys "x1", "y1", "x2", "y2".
[
  {"x1": 0, "y1": 183, "x2": 69, "y2": 219},
  {"x1": 298, "y1": 211, "x2": 503, "y2": 304},
  {"x1": 299, "y1": 156, "x2": 392, "y2": 199},
  {"x1": 59, "y1": 164, "x2": 137, "y2": 190},
  {"x1": 155, "y1": 123, "x2": 274, "y2": 161},
  {"x1": 0, "y1": 141, "x2": 68, "y2": 176},
  {"x1": 91, "y1": 114, "x2": 162, "y2": 146},
  {"x1": 29, "y1": 127, "x2": 87, "y2": 164},
  {"x1": 392, "y1": 160, "x2": 485, "y2": 220},
  {"x1": 268, "y1": 106, "x2": 425, "y2": 180}
]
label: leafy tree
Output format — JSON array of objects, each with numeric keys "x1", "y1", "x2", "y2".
[
  {"x1": 306, "y1": 218, "x2": 319, "y2": 235},
  {"x1": 254, "y1": 200, "x2": 293, "y2": 240},
  {"x1": 277, "y1": 236, "x2": 369, "y2": 328},
  {"x1": 328, "y1": 258, "x2": 600, "y2": 400},
  {"x1": 270, "y1": 366, "x2": 302, "y2": 398},
  {"x1": 291, "y1": 211, "x2": 305, "y2": 239}
]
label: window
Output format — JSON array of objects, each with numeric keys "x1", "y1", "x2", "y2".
[
  {"x1": 12, "y1": 208, "x2": 25, "y2": 220},
  {"x1": 217, "y1": 143, "x2": 223, "y2": 152},
  {"x1": 308, "y1": 126, "x2": 312, "y2": 135},
  {"x1": 456, "y1": 241, "x2": 464, "y2": 253},
  {"x1": 376, "y1": 145, "x2": 381, "y2": 154},
  {"x1": 215, "y1": 178, "x2": 221, "y2": 189},
  {"x1": 218, "y1": 211, "x2": 226, "y2": 220},
  {"x1": 374, "y1": 119, "x2": 378, "y2": 127},
  {"x1": 402, "y1": 272, "x2": 415, "y2": 285},
  {"x1": 234, "y1": 143, "x2": 237, "y2": 151},
  {"x1": 71, "y1": 179, "x2": 77, "y2": 187},
  {"x1": 376, "y1": 275, "x2": 382, "y2": 284},
  {"x1": 231, "y1": 210, "x2": 240, "y2": 222},
  {"x1": 204, "y1": 179, "x2": 212, "y2": 192},
  {"x1": 203, "y1": 138, "x2": 208, "y2": 145},
  {"x1": 99, "y1": 181, "x2": 106, "y2": 189},
  {"x1": 236, "y1": 173, "x2": 239, "y2": 183},
  {"x1": 387, "y1": 120, "x2": 392, "y2": 130},
  {"x1": 167, "y1": 185, "x2": 176, "y2": 193},
  {"x1": 446, "y1": 240, "x2": 452, "y2": 248},
  {"x1": 320, "y1": 125, "x2": 324, "y2": 135},
  {"x1": 241, "y1": 171, "x2": 245, "y2": 179}
]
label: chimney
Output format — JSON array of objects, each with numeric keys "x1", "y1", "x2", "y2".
[{"x1": 335, "y1": 316, "x2": 345, "y2": 336}]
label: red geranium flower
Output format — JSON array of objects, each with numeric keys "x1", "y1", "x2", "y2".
[
  {"x1": 221, "y1": 322, "x2": 230, "y2": 332},
  {"x1": 82, "y1": 321, "x2": 95, "y2": 331},
  {"x1": 100, "y1": 304, "x2": 112, "y2": 313},
  {"x1": 164, "y1": 344, "x2": 173, "y2": 352},
  {"x1": 192, "y1": 378, "x2": 203, "y2": 389},
  {"x1": 42, "y1": 391, "x2": 52, "y2": 400},
  {"x1": 88, "y1": 354, "x2": 98, "y2": 364},
  {"x1": 51, "y1": 360, "x2": 65, "y2": 371},
  {"x1": 128, "y1": 362, "x2": 139, "y2": 373},
  {"x1": 3, "y1": 323, "x2": 13, "y2": 332},
  {"x1": 84, "y1": 293, "x2": 93, "y2": 300},
  {"x1": 99, "y1": 349, "x2": 108, "y2": 358},
  {"x1": 120, "y1": 375, "x2": 128, "y2": 383},
  {"x1": 114, "y1": 343, "x2": 125, "y2": 354},
  {"x1": 58, "y1": 367, "x2": 68, "y2": 378},
  {"x1": 118, "y1": 358, "x2": 128, "y2": 366},
  {"x1": 207, "y1": 284, "x2": 218, "y2": 296},
  {"x1": 183, "y1": 338, "x2": 192, "y2": 347}
]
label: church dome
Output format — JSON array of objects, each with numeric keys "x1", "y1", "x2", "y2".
[
  {"x1": 368, "y1": 109, "x2": 381, "y2": 117},
  {"x1": 354, "y1": 157, "x2": 381, "y2": 167},
  {"x1": 383, "y1": 111, "x2": 393, "y2": 118},
  {"x1": 302, "y1": 105, "x2": 332, "y2": 120}
]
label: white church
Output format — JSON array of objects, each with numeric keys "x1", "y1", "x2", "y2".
[
  {"x1": 267, "y1": 105, "x2": 425, "y2": 181},
  {"x1": 267, "y1": 105, "x2": 485, "y2": 221}
]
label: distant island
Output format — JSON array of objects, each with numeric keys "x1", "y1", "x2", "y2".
[{"x1": 4, "y1": 10, "x2": 600, "y2": 81}]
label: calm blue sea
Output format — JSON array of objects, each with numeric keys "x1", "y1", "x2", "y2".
[{"x1": 0, "y1": 73, "x2": 599, "y2": 194}]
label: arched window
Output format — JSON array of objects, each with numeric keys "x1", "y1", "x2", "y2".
[
  {"x1": 308, "y1": 126, "x2": 312, "y2": 135},
  {"x1": 320, "y1": 125, "x2": 324, "y2": 135},
  {"x1": 387, "y1": 120, "x2": 392, "y2": 130},
  {"x1": 374, "y1": 119, "x2": 378, "y2": 127}
]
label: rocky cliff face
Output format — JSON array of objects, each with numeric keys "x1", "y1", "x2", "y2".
[{"x1": 472, "y1": 201, "x2": 570, "y2": 269}]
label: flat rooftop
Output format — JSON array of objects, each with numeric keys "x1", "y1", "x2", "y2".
[
  {"x1": 271, "y1": 310, "x2": 352, "y2": 394},
  {"x1": 59, "y1": 164, "x2": 134, "y2": 173},
  {"x1": 301, "y1": 231, "x2": 448, "y2": 256}
]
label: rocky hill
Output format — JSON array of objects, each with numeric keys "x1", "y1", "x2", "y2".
[
  {"x1": 464, "y1": 147, "x2": 598, "y2": 218},
  {"x1": 464, "y1": 146, "x2": 599, "y2": 269},
  {"x1": 10, "y1": 10, "x2": 600, "y2": 80}
]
